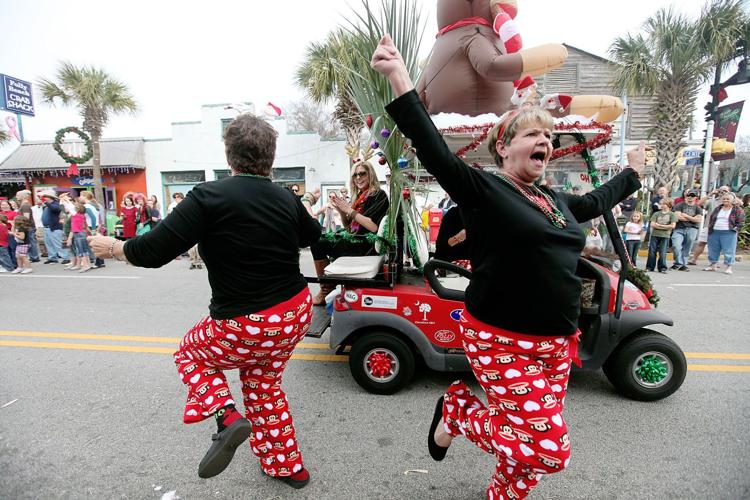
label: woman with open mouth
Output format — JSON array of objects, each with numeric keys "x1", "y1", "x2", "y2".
[{"x1": 372, "y1": 35, "x2": 645, "y2": 499}]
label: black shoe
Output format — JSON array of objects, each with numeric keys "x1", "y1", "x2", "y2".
[
  {"x1": 30, "y1": 259, "x2": 40, "y2": 263},
  {"x1": 659, "y1": 269, "x2": 667, "y2": 274},
  {"x1": 428, "y1": 396, "x2": 449, "y2": 461},
  {"x1": 679, "y1": 265, "x2": 690, "y2": 271},
  {"x1": 198, "y1": 418, "x2": 252, "y2": 479},
  {"x1": 670, "y1": 264, "x2": 680, "y2": 270},
  {"x1": 43, "y1": 259, "x2": 57, "y2": 264},
  {"x1": 265, "y1": 468, "x2": 311, "y2": 489},
  {"x1": 60, "y1": 260, "x2": 70, "y2": 265},
  {"x1": 94, "y1": 263, "x2": 106, "y2": 269}
]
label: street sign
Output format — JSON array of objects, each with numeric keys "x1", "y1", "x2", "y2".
[{"x1": 0, "y1": 74, "x2": 35, "y2": 116}]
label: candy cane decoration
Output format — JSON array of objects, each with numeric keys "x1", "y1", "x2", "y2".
[{"x1": 492, "y1": 0, "x2": 522, "y2": 54}]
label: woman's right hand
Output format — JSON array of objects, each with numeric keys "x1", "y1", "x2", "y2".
[{"x1": 371, "y1": 35, "x2": 414, "y2": 96}]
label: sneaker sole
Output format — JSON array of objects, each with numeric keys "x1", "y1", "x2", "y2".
[{"x1": 198, "y1": 419, "x2": 252, "y2": 479}]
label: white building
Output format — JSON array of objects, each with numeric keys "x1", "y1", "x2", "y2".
[{"x1": 143, "y1": 102, "x2": 362, "y2": 207}]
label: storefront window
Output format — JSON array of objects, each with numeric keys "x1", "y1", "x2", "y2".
[
  {"x1": 162, "y1": 171, "x2": 206, "y2": 184},
  {"x1": 214, "y1": 170, "x2": 231, "y2": 180}
]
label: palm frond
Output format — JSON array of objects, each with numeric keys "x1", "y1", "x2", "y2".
[
  {"x1": 609, "y1": 34, "x2": 659, "y2": 94},
  {"x1": 697, "y1": 0, "x2": 747, "y2": 67}
]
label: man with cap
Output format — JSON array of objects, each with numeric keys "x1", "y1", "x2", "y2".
[
  {"x1": 41, "y1": 191, "x2": 70, "y2": 264},
  {"x1": 671, "y1": 189, "x2": 703, "y2": 271}
]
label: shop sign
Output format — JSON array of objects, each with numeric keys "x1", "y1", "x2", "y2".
[
  {"x1": 0, "y1": 74, "x2": 35, "y2": 116},
  {"x1": 70, "y1": 176, "x2": 95, "y2": 186}
]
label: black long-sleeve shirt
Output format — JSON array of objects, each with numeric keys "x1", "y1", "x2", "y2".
[
  {"x1": 386, "y1": 91, "x2": 641, "y2": 336},
  {"x1": 124, "y1": 176, "x2": 322, "y2": 319}
]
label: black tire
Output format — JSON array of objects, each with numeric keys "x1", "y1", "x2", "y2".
[
  {"x1": 603, "y1": 329, "x2": 687, "y2": 401},
  {"x1": 349, "y1": 332, "x2": 416, "y2": 395}
]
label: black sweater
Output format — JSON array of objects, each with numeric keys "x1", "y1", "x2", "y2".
[
  {"x1": 124, "y1": 176, "x2": 322, "y2": 319},
  {"x1": 386, "y1": 91, "x2": 641, "y2": 336}
]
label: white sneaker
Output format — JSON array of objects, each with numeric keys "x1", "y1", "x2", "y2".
[
  {"x1": 0, "y1": 268, "x2": 8, "y2": 273},
  {"x1": 724, "y1": 267, "x2": 733, "y2": 274},
  {"x1": 77, "y1": 266, "x2": 92, "y2": 273},
  {"x1": 63, "y1": 264, "x2": 75, "y2": 270},
  {"x1": 20, "y1": 268, "x2": 33, "y2": 274},
  {"x1": 69, "y1": 266, "x2": 80, "y2": 271},
  {"x1": 11, "y1": 268, "x2": 22, "y2": 274}
]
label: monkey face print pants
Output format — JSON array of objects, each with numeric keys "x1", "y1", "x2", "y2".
[
  {"x1": 442, "y1": 311, "x2": 580, "y2": 500},
  {"x1": 174, "y1": 288, "x2": 312, "y2": 478}
]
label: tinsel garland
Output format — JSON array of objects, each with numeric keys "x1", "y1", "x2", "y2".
[
  {"x1": 321, "y1": 230, "x2": 394, "y2": 249},
  {"x1": 625, "y1": 267, "x2": 659, "y2": 307},
  {"x1": 550, "y1": 121, "x2": 613, "y2": 160},
  {"x1": 438, "y1": 120, "x2": 613, "y2": 160},
  {"x1": 438, "y1": 123, "x2": 494, "y2": 158},
  {"x1": 53, "y1": 127, "x2": 93, "y2": 164},
  {"x1": 635, "y1": 355, "x2": 668, "y2": 383}
]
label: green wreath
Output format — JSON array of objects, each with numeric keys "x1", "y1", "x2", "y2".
[
  {"x1": 53, "y1": 126, "x2": 93, "y2": 164},
  {"x1": 626, "y1": 267, "x2": 659, "y2": 307}
]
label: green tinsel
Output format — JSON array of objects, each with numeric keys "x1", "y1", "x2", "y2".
[
  {"x1": 636, "y1": 355, "x2": 668, "y2": 383},
  {"x1": 321, "y1": 230, "x2": 393, "y2": 250}
]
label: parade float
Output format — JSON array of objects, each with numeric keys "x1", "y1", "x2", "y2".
[{"x1": 305, "y1": 0, "x2": 685, "y2": 401}]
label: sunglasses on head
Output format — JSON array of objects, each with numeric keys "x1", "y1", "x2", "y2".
[{"x1": 352, "y1": 171, "x2": 368, "y2": 178}]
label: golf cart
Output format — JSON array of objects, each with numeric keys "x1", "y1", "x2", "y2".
[{"x1": 306, "y1": 122, "x2": 687, "y2": 402}]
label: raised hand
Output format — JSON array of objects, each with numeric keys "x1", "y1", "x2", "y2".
[
  {"x1": 371, "y1": 34, "x2": 414, "y2": 97},
  {"x1": 626, "y1": 141, "x2": 647, "y2": 178}
]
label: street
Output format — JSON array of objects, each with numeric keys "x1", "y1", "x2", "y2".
[{"x1": 1, "y1": 251, "x2": 748, "y2": 500}]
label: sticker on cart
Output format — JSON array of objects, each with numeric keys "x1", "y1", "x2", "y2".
[
  {"x1": 344, "y1": 290, "x2": 359, "y2": 303},
  {"x1": 361, "y1": 295, "x2": 398, "y2": 309},
  {"x1": 434, "y1": 330, "x2": 456, "y2": 343}
]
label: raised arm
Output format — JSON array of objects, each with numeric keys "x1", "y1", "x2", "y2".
[
  {"x1": 558, "y1": 142, "x2": 645, "y2": 222},
  {"x1": 373, "y1": 35, "x2": 490, "y2": 208}
]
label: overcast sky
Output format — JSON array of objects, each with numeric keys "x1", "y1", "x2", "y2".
[{"x1": 1, "y1": 0, "x2": 747, "y2": 162}]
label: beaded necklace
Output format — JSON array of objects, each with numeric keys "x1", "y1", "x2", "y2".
[{"x1": 496, "y1": 172, "x2": 567, "y2": 228}]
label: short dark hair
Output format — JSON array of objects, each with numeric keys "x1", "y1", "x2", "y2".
[
  {"x1": 223, "y1": 114, "x2": 278, "y2": 176},
  {"x1": 173, "y1": 192, "x2": 184, "y2": 200}
]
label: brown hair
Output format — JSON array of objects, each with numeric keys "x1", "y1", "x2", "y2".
[
  {"x1": 487, "y1": 106, "x2": 554, "y2": 167},
  {"x1": 223, "y1": 114, "x2": 278, "y2": 176},
  {"x1": 349, "y1": 161, "x2": 380, "y2": 201},
  {"x1": 75, "y1": 202, "x2": 86, "y2": 214},
  {"x1": 660, "y1": 198, "x2": 674, "y2": 209},
  {"x1": 80, "y1": 190, "x2": 99, "y2": 207}
]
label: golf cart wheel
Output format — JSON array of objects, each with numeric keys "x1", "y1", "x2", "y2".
[
  {"x1": 349, "y1": 332, "x2": 415, "y2": 395},
  {"x1": 603, "y1": 329, "x2": 686, "y2": 402}
]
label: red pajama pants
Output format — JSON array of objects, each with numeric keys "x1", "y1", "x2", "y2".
[
  {"x1": 442, "y1": 312, "x2": 579, "y2": 500},
  {"x1": 174, "y1": 288, "x2": 312, "y2": 477}
]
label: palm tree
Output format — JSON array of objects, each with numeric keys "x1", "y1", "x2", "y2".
[
  {"x1": 38, "y1": 62, "x2": 137, "y2": 210},
  {"x1": 295, "y1": 29, "x2": 362, "y2": 150},
  {"x1": 610, "y1": 1, "x2": 748, "y2": 192}
]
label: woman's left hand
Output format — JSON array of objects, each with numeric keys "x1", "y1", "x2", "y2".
[
  {"x1": 331, "y1": 195, "x2": 352, "y2": 215},
  {"x1": 87, "y1": 234, "x2": 116, "y2": 259},
  {"x1": 627, "y1": 141, "x2": 648, "y2": 178}
]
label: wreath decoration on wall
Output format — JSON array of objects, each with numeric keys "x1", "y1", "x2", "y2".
[{"x1": 53, "y1": 126, "x2": 93, "y2": 165}]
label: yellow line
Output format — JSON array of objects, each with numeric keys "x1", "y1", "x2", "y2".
[
  {"x1": 685, "y1": 352, "x2": 750, "y2": 360},
  {"x1": 688, "y1": 364, "x2": 750, "y2": 373},
  {"x1": 0, "y1": 331, "x2": 330, "y2": 350},
  {"x1": 0, "y1": 340, "x2": 175, "y2": 354},
  {"x1": 0, "y1": 340, "x2": 346, "y2": 361}
]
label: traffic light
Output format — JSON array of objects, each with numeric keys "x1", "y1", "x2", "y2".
[{"x1": 705, "y1": 84, "x2": 720, "y2": 121}]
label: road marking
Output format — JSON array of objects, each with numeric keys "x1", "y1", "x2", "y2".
[
  {"x1": 0, "y1": 340, "x2": 346, "y2": 362},
  {"x1": 0, "y1": 274, "x2": 139, "y2": 279},
  {"x1": 685, "y1": 352, "x2": 750, "y2": 360},
  {"x1": 0, "y1": 331, "x2": 331, "y2": 350},
  {"x1": 671, "y1": 284, "x2": 750, "y2": 287},
  {"x1": 687, "y1": 364, "x2": 750, "y2": 373}
]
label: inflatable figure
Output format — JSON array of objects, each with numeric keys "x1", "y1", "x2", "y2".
[{"x1": 416, "y1": 0, "x2": 624, "y2": 123}]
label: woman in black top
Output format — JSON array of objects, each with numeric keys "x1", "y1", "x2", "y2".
[
  {"x1": 372, "y1": 35, "x2": 644, "y2": 499},
  {"x1": 309, "y1": 160, "x2": 389, "y2": 304},
  {"x1": 89, "y1": 114, "x2": 322, "y2": 489}
]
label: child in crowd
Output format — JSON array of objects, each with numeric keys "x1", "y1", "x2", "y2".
[
  {"x1": 65, "y1": 202, "x2": 93, "y2": 273},
  {"x1": 12, "y1": 215, "x2": 33, "y2": 274},
  {"x1": 0, "y1": 214, "x2": 14, "y2": 272},
  {"x1": 646, "y1": 199, "x2": 677, "y2": 273},
  {"x1": 623, "y1": 211, "x2": 645, "y2": 265}
]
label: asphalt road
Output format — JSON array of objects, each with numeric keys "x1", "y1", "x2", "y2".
[{"x1": 1, "y1": 251, "x2": 748, "y2": 499}]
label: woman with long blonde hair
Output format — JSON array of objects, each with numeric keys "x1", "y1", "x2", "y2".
[{"x1": 308, "y1": 160, "x2": 389, "y2": 305}]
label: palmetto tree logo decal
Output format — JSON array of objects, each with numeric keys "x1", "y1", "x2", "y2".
[{"x1": 417, "y1": 302, "x2": 432, "y2": 321}]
